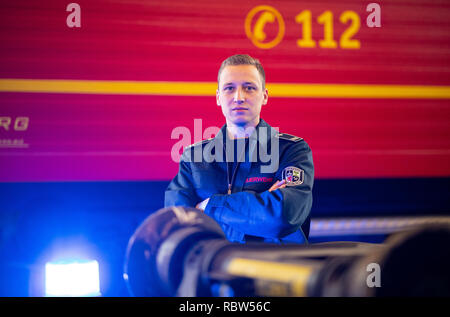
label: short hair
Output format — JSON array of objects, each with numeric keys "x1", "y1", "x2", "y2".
[{"x1": 217, "y1": 54, "x2": 266, "y2": 89}]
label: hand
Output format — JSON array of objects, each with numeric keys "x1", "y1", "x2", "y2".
[
  {"x1": 196, "y1": 198, "x2": 210, "y2": 211},
  {"x1": 268, "y1": 179, "x2": 286, "y2": 192}
]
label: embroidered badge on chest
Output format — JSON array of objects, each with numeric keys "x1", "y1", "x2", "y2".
[{"x1": 282, "y1": 166, "x2": 304, "y2": 186}]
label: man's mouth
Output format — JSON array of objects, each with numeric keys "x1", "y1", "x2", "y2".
[{"x1": 232, "y1": 107, "x2": 248, "y2": 111}]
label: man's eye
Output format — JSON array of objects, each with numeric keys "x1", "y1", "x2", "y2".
[
  {"x1": 224, "y1": 86, "x2": 234, "y2": 91},
  {"x1": 245, "y1": 86, "x2": 256, "y2": 91}
]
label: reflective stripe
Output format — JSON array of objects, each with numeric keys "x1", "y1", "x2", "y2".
[
  {"x1": 226, "y1": 258, "x2": 313, "y2": 296},
  {"x1": 1, "y1": 79, "x2": 450, "y2": 99}
]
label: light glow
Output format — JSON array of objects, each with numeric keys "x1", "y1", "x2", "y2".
[{"x1": 45, "y1": 259, "x2": 100, "y2": 297}]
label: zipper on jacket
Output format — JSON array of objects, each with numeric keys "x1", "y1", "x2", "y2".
[{"x1": 224, "y1": 137, "x2": 249, "y2": 195}]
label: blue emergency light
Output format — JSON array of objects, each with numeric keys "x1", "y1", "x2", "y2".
[{"x1": 45, "y1": 259, "x2": 101, "y2": 297}]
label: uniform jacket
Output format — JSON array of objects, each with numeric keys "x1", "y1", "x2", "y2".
[{"x1": 164, "y1": 119, "x2": 314, "y2": 244}]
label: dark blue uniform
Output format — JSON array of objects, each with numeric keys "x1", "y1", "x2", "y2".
[{"x1": 165, "y1": 119, "x2": 314, "y2": 244}]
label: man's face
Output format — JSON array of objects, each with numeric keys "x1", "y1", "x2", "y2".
[{"x1": 216, "y1": 65, "x2": 268, "y2": 129}]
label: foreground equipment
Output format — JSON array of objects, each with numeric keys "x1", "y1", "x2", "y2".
[{"x1": 124, "y1": 207, "x2": 450, "y2": 297}]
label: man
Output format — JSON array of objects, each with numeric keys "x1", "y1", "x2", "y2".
[{"x1": 165, "y1": 54, "x2": 314, "y2": 244}]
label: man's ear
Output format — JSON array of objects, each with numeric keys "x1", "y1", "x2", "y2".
[
  {"x1": 262, "y1": 88, "x2": 268, "y2": 105},
  {"x1": 216, "y1": 89, "x2": 221, "y2": 106}
]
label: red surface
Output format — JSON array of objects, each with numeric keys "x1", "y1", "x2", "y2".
[{"x1": 1, "y1": 0, "x2": 449, "y2": 181}]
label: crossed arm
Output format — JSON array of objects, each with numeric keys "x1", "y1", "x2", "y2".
[
  {"x1": 195, "y1": 179, "x2": 287, "y2": 210},
  {"x1": 165, "y1": 141, "x2": 313, "y2": 242}
]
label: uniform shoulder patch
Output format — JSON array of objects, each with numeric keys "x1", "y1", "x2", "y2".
[
  {"x1": 282, "y1": 166, "x2": 305, "y2": 186},
  {"x1": 276, "y1": 133, "x2": 303, "y2": 142},
  {"x1": 185, "y1": 138, "x2": 213, "y2": 149}
]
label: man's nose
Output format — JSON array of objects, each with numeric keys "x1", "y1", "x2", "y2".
[{"x1": 233, "y1": 87, "x2": 245, "y2": 104}]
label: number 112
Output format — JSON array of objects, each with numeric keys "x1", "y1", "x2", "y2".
[{"x1": 296, "y1": 10, "x2": 361, "y2": 49}]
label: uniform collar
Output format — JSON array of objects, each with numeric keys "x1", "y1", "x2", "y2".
[
  {"x1": 202, "y1": 118, "x2": 278, "y2": 167},
  {"x1": 217, "y1": 118, "x2": 278, "y2": 143}
]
